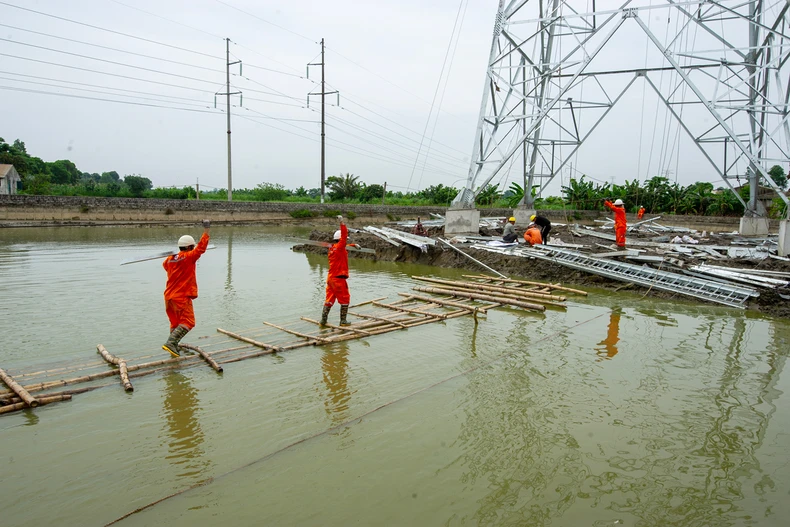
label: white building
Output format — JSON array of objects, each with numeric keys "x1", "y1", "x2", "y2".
[{"x1": 0, "y1": 164, "x2": 21, "y2": 195}]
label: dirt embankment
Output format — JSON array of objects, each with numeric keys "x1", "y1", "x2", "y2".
[{"x1": 293, "y1": 223, "x2": 790, "y2": 319}]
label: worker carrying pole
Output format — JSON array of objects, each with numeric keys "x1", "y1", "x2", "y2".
[
  {"x1": 320, "y1": 215, "x2": 358, "y2": 326},
  {"x1": 604, "y1": 198, "x2": 627, "y2": 248},
  {"x1": 162, "y1": 220, "x2": 211, "y2": 357}
]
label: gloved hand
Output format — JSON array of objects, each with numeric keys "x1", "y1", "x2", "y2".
[{"x1": 202, "y1": 219, "x2": 211, "y2": 229}]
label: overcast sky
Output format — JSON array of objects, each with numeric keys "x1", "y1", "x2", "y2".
[{"x1": 1, "y1": 0, "x2": 785, "y2": 198}]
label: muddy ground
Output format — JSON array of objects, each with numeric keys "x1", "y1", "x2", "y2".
[{"x1": 292, "y1": 222, "x2": 790, "y2": 319}]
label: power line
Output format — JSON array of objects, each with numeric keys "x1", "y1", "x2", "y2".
[
  {"x1": 0, "y1": 1, "x2": 223, "y2": 60},
  {"x1": 211, "y1": 0, "x2": 315, "y2": 43},
  {"x1": 0, "y1": 85, "x2": 225, "y2": 114},
  {"x1": 0, "y1": 38, "x2": 224, "y2": 86}
]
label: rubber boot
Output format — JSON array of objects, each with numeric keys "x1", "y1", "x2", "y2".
[
  {"x1": 339, "y1": 304, "x2": 350, "y2": 326},
  {"x1": 320, "y1": 304, "x2": 332, "y2": 326},
  {"x1": 163, "y1": 325, "x2": 189, "y2": 358}
]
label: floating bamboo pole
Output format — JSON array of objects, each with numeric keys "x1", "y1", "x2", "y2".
[
  {"x1": 371, "y1": 301, "x2": 448, "y2": 319},
  {"x1": 348, "y1": 311, "x2": 409, "y2": 328},
  {"x1": 0, "y1": 367, "x2": 38, "y2": 407},
  {"x1": 463, "y1": 274, "x2": 588, "y2": 295},
  {"x1": 397, "y1": 292, "x2": 489, "y2": 314},
  {"x1": 413, "y1": 276, "x2": 566, "y2": 301},
  {"x1": 0, "y1": 394, "x2": 71, "y2": 415},
  {"x1": 300, "y1": 317, "x2": 374, "y2": 336},
  {"x1": 349, "y1": 297, "x2": 388, "y2": 308},
  {"x1": 413, "y1": 286, "x2": 545, "y2": 312},
  {"x1": 179, "y1": 344, "x2": 223, "y2": 373},
  {"x1": 262, "y1": 321, "x2": 330, "y2": 344},
  {"x1": 2, "y1": 385, "x2": 101, "y2": 405},
  {"x1": 97, "y1": 345, "x2": 133, "y2": 392},
  {"x1": 217, "y1": 328, "x2": 283, "y2": 353},
  {"x1": 420, "y1": 283, "x2": 566, "y2": 308}
]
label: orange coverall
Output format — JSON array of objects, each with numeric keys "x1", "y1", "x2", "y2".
[
  {"x1": 604, "y1": 200, "x2": 627, "y2": 247},
  {"x1": 325, "y1": 224, "x2": 350, "y2": 306},
  {"x1": 163, "y1": 232, "x2": 209, "y2": 330},
  {"x1": 637, "y1": 207, "x2": 645, "y2": 220},
  {"x1": 523, "y1": 226, "x2": 543, "y2": 246}
]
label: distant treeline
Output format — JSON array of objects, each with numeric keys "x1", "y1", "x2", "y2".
[{"x1": 2, "y1": 137, "x2": 787, "y2": 216}]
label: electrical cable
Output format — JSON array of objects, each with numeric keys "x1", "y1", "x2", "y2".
[{"x1": 0, "y1": 1, "x2": 223, "y2": 60}]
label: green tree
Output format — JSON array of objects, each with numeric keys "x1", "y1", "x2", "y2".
[
  {"x1": 47, "y1": 159, "x2": 80, "y2": 185},
  {"x1": 25, "y1": 173, "x2": 52, "y2": 195},
  {"x1": 253, "y1": 182, "x2": 289, "y2": 201},
  {"x1": 100, "y1": 171, "x2": 120, "y2": 184},
  {"x1": 326, "y1": 173, "x2": 362, "y2": 200},
  {"x1": 417, "y1": 184, "x2": 459, "y2": 205},
  {"x1": 124, "y1": 174, "x2": 153, "y2": 197},
  {"x1": 361, "y1": 183, "x2": 385, "y2": 202},
  {"x1": 767, "y1": 165, "x2": 787, "y2": 189}
]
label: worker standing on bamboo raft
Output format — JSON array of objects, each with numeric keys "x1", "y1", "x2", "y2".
[
  {"x1": 530, "y1": 214, "x2": 552, "y2": 243},
  {"x1": 604, "y1": 198, "x2": 627, "y2": 248},
  {"x1": 502, "y1": 216, "x2": 517, "y2": 242},
  {"x1": 321, "y1": 215, "x2": 355, "y2": 326},
  {"x1": 162, "y1": 220, "x2": 210, "y2": 357},
  {"x1": 523, "y1": 222, "x2": 543, "y2": 246}
]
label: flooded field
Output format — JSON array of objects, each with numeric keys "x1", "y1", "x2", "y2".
[{"x1": 1, "y1": 226, "x2": 789, "y2": 526}]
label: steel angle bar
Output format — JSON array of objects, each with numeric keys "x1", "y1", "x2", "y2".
[{"x1": 689, "y1": 265, "x2": 789, "y2": 288}]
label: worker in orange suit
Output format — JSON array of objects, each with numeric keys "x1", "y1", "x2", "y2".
[
  {"x1": 162, "y1": 220, "x2": 211, "y2": 357},
  {"x1": 321, "y1": 215, "x2": 356, "y2": 326},
  {"x1": 523, "y1": 222, "x2": 543, "y2": 246},
  {"x1": 637, "y1": 206, "x2": 645, "y2": 220},
  {"x1": 604, "y1": 198, "x2": 627, "y2": 247}
]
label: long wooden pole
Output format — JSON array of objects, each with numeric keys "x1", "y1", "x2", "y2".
[
  {"x1": 372, "y1": 301, "x2": 447, "y2": 319},
  {"x1": 413, "y1": 276, "x2": 566, "y2": 301},
  {"x1": 419, "y1": 283, "x2": 566, "y2": 307},
  {"x1": 463, "y1": 274, "x2": 588, "y2": 295},
  {"x1": 97, "y1": 344, "x2": 133, "y2": 391},
  {"x1": 217, "y1": 328, "x2": 282, "y2": 352},
  {"x1": 180, "y1": 343, "x2": 223, "y2": 373},
  {"x1": 413, "y1": 286, "x2": 545, "y2": 312},
  {"x1": 348, "y1": 311, "x2": 409, "y2": 328},
  {"x1": 0, "y1": 367, "x2": 38, "y2": 407},
  {"x1": 301, "y1": 317, "x2": 373, "y2": 336},
  {"x1": 397, "y1": 292, "x2": 489, "y2": 313},
  {"x1": 262, "y1": 321, "x2": 330, "y2": 344},
  {"x1": 0, "y1": 394, "x2": 71, "y2": 415}
]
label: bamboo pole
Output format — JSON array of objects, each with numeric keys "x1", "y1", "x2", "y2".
[
  {"x1": 412, "y1": 276, "x2": 566, "y2": 301},
  {"x1": 217, "y1": 328, "x2": 283, "y2": 352},
  {"x1": 2, "y1": 385, "x2": 100, "y2": 405},
  {"x1": 413, "y1": 286, "x2": 545, "y2": 312},
  {"x1": 371, "y1": 301, "x2": 447, "y2": 319},
  {"x1": 301, "y1": 317, "x2": 374, "y2": 336},
  {"x1": 0, "y1": 394, "x2": 71, "y2": 415},
  {"x1": 463, "y1": 274, "x2": 588, "y2": 295},
  {"x1": 0, "y1": 367, "x2": 38, "y2": 407},
  {"x1": 180, "y1": 344, "x2": 223, "y2": 373},
  {"x1": 420, "y1": 283, "x2": 566, "y2": 308},
  {"x1": 348, "y1": 311, "x2": 409, "y2": 328},
  {"x1": 97, "y1": 345, "x2": 133, "y2": 391},
  {"x1": 397, "y1": 292, "x2": 490, "y2": 314},
  {"x1": 349, "y1": 297, "x2": 388, "y2": 308},
  {"x1": 262, "y1": 321, "x2": 330, "y2": 344}
]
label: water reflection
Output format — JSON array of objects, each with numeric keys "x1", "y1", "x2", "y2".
[
  {"x1": 595, "y1": 307, "x2": 622, "y2": 360},
  {"x1": 161, "y1": 372, "x2": 211, "y2": 482},
  {"x1": 225, "y1": 229, "x2": 234, "y2": 293},
  {"x1": 320, "y1": 342, "x2": 352, "y2": 424}
]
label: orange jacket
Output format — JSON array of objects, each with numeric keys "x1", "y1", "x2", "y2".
[
  {"x1": 604, "y1": 200, "x2": 627, "y2": 229},
  {"x1": 328, "y1": 224, "x2": 349, "y2": 279},
  {"x1": 637, "y1": 207, "x2": 645, "y2": 219},
  {"x1": 524, "y1": 227, "x2": 543, "y2": 246},
  {"x1": 163, "y1": 232, "x2": 209, "y2": 300}
]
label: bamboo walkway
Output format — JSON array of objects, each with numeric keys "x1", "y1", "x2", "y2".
[{"x1": 0, "y1": 277, "x2": 586, "y2": 417}]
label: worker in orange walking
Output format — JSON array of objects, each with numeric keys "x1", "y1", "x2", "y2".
[
  {"x1": 604, "y1": 198, "x2": 627, "y2": 247},
  {"x1": 523, "y1": 222, "x2": 543, "y2": 246},
  {"x1": 637, "y1": 205, "x2": 645, "y2": 220},
  {"x1": 321, "y1": 215, "x2": 354, "y2": 326},
  {"x1": 162, "y1": 220, "x2": 211, "y2": 357}
]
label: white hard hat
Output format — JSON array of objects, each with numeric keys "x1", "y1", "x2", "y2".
[
  {"x1": 333, "y1": 230, "x2": 342, "y2": 240},
  {"x1": 178, "y1": 235, "x2": 196, "y2": 247},
  {"x1": 614, "y1": 199, "x2": 624, "y2": 206}
]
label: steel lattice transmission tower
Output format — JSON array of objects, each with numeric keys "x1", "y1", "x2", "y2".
[{"x1": 452, "y1": 0, "x2": 790, "y2": 223}]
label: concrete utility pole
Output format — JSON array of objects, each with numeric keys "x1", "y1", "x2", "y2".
[
  {"x1": 216, "y1": 38, "x2": 242, "y2": 201},
  {"x1": 308, "y1": 38, "x2": 339, "y2": 204}
]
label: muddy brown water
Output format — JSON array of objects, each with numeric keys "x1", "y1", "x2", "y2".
[{"x1": 1, "y1": 226, "x2": 789, "y2": 526}]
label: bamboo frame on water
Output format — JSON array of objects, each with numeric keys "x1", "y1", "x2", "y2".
[
  {"x1": 179, "y1": 344, "x2": 223, "y2": 372},
  {"x1": 0, "y1": 394, "x2": 71, "y2": 415},
  {"x1": 413, "y1": 276, "x2": 567, "y2": 301},
  {"x1": 301, "y1": 317, "x2": 374, "y2": 336},
  {"x1": 371, "y1": 301, "x2": 448, "y2": 319},
  {"x1": 417, "y1": 283, "x2": 567, "y2": 308}
]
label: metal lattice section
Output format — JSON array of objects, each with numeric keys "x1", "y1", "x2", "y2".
[
  {"x1": 524, "y1": 246, "x2": 759, "y2": 308},
  {"x1": 454, "y1": 0, "x2": 790, "y2": 218}
]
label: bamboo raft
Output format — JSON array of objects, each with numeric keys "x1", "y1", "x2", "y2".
[{"x1": 0, "y1": 277, "x2": 587, "y2": 416}]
